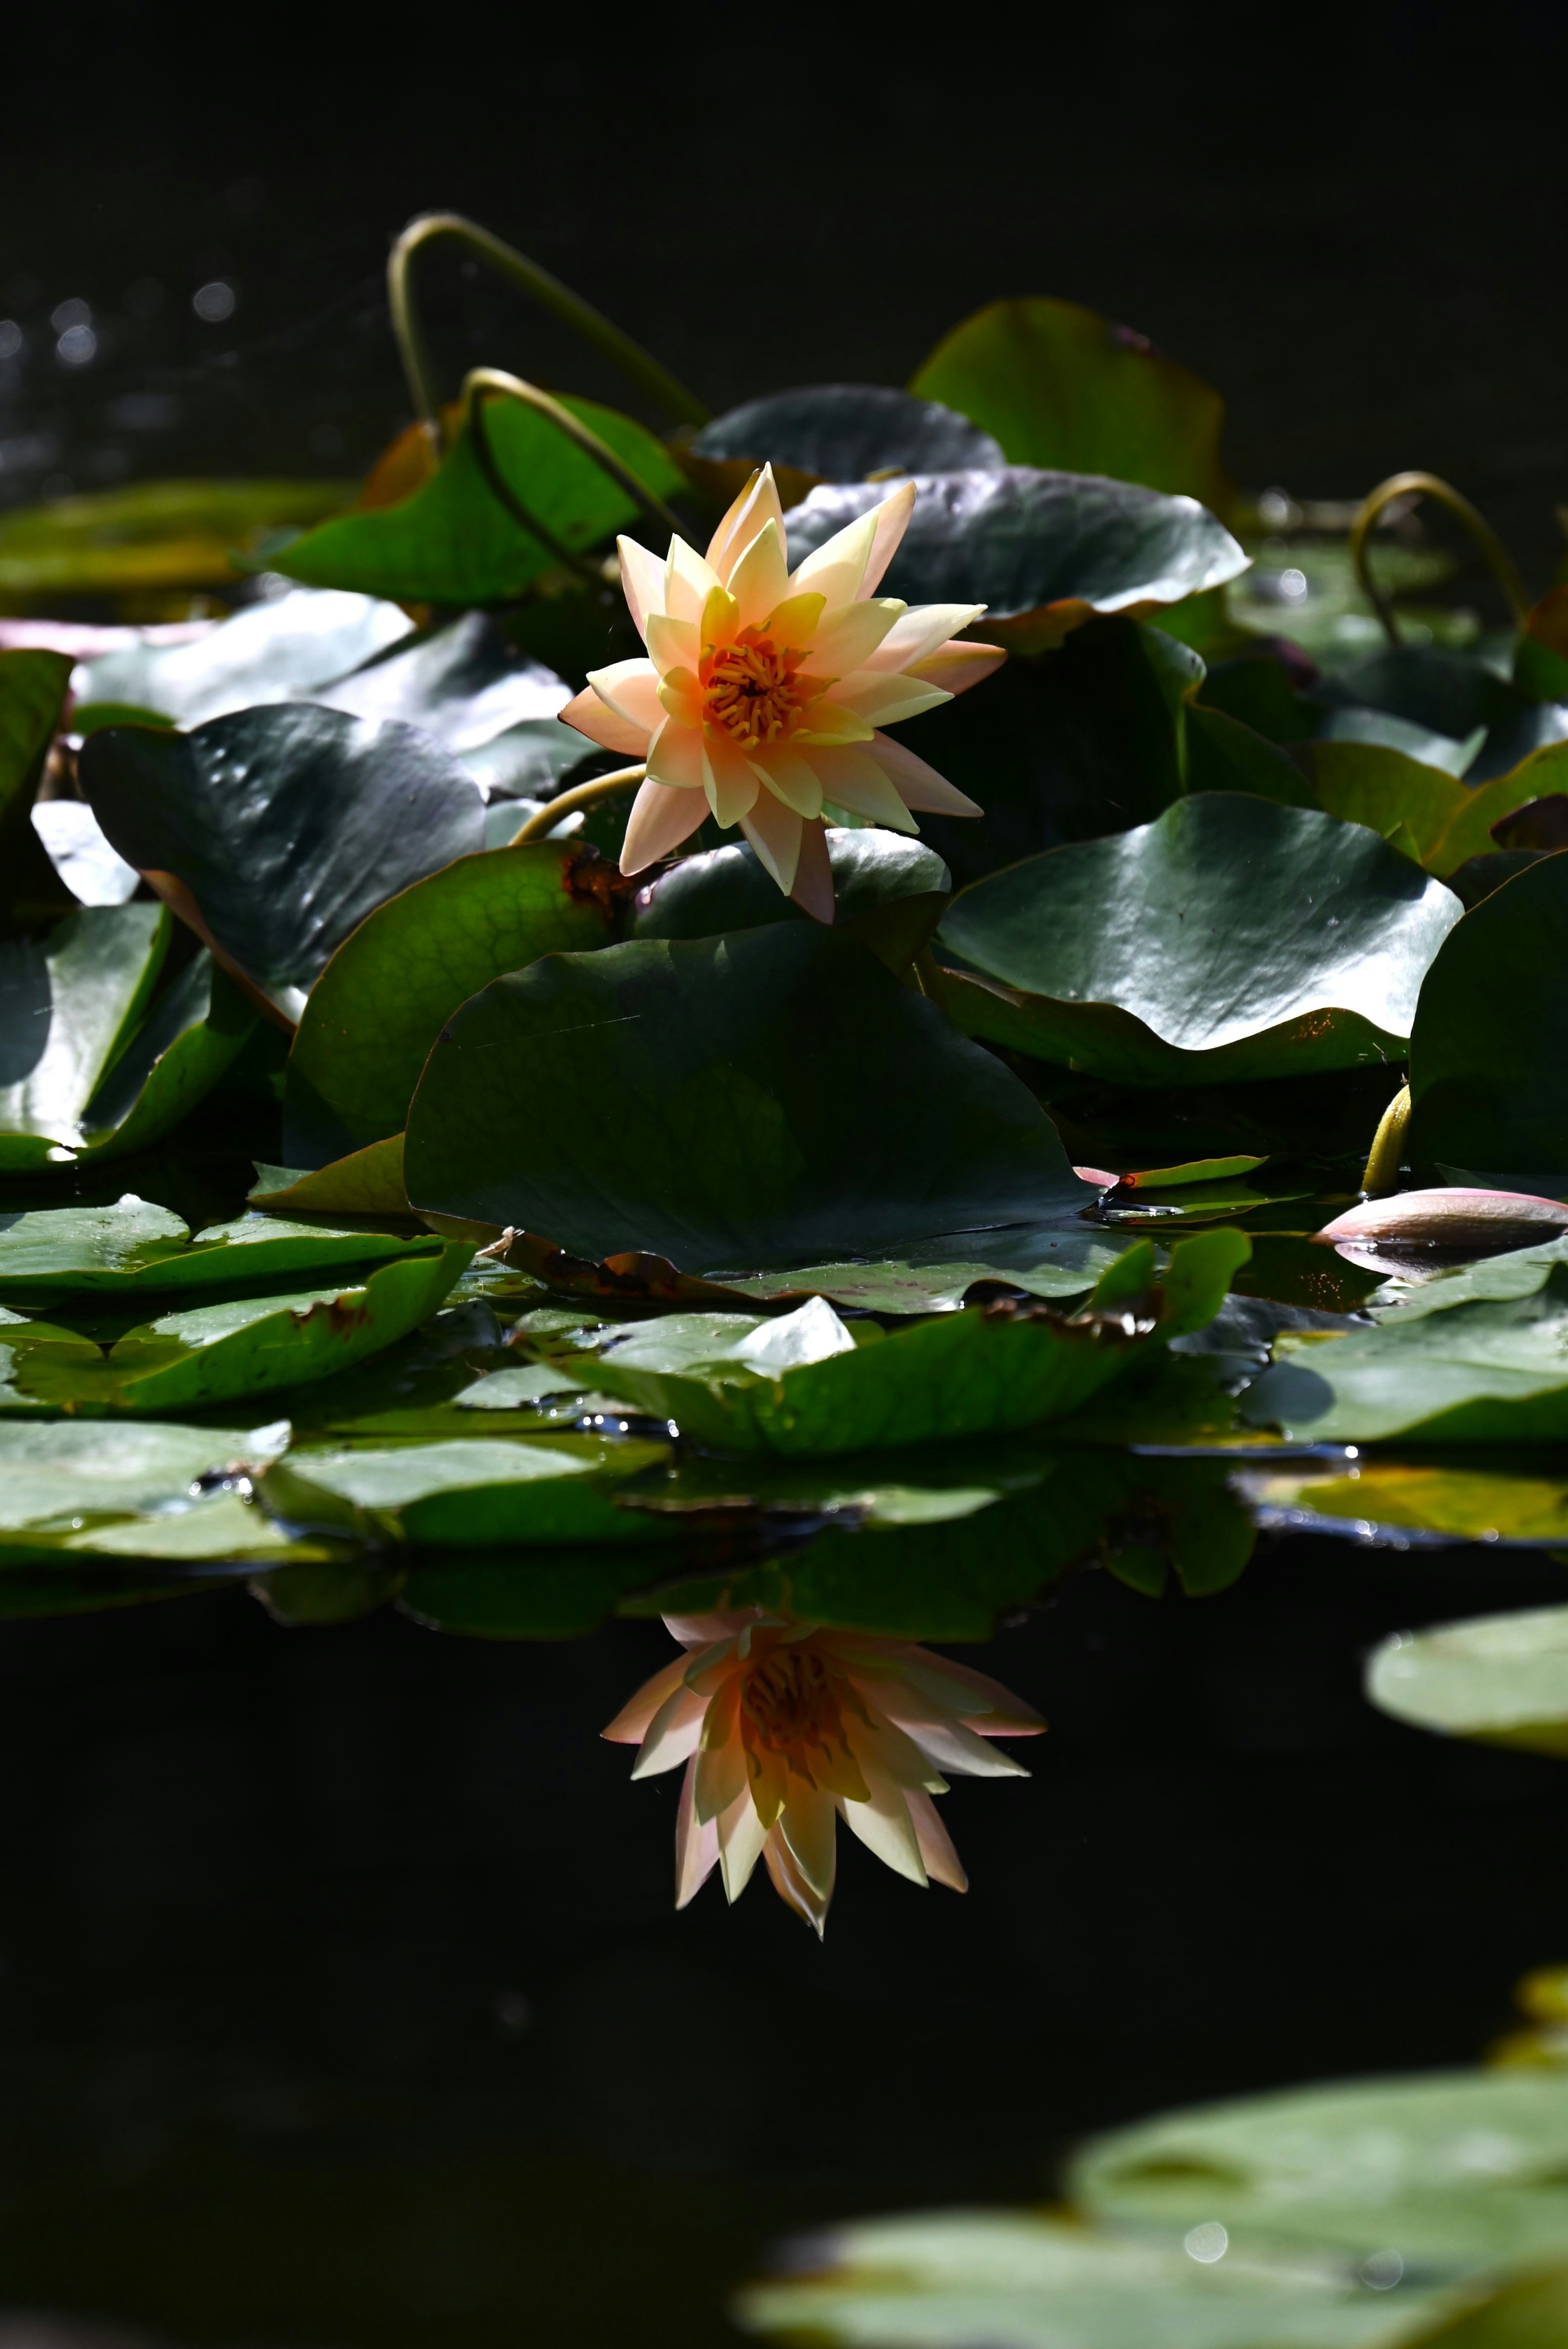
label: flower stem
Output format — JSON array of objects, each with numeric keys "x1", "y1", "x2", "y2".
[
  {"x1": 508, "y1": 765, "x2": 646, "y2": 847},
  {"x1": 388, "y1": 212, "x2": 709, "y2": 451},
  {"x1": 463, "y1": 369, "x2": 684, "y2": 557},
  {"x1": 1361, "y1": 1081, "x2": 1411, "y2": 1197},
  {"x1": 1350, "y1": 471, "x2": 1530, "y2": 646}
]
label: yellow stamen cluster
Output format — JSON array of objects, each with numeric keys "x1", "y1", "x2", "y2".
[
  {"x1": 741, "y1": 1645, "x2": 856, "y2": 1782},
  {"x1": 702, "y1": 628, "x2": 816, "y2": 747}
]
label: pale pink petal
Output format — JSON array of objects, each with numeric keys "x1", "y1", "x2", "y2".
[
  {"x1": 751, "y1": 744, "x2": 824, "y2": 819},
  {"x1": 665, "y1": 535, "x2": 720, "y2": 625},
  {"x1": 804, "y1": 745, "x2": 920, "y2": 834},
  {"x1": 675, "y1": 1755, "x2": 720, "y2": 1908},
  {"x1": 739, "y1": 790, "x2": 804, "y2": 893},
  {"x1": 831, "y1": 670, "x2": 953, "y2": 727},
  {"x1": 620, "y1": 776, "x2": 708, "y2": 876},
  {"x1": 706, "y1": 464, "x2": 786, "y2": 584},
  {"x1": 901, "y1": 1651, "x2": 1047, "y2": 1732},
  {"x1": 586, "y1": 657, "x2": 663, "y2": 730},
  {"x1": 603, "y1": 1651, "x2": 690, "y2": 1744},
  {"x1": 560, "y1": 684, "x2": 650, "y2": 756},
  {"x1": 664, "y1": 1610, "x2": 765, "y2": 1648},
  {"x1": 629, "y1": 1683, "x2": 709, "y2": 1778},
  {"x1": 840, "y1": 1785, "x2": 928, "y2": 1887},
  {"x1": 809, "y1": 597, "x2": 906, "y2": 678},
  {"x1": 646, "y1": 611, "x2": 699, "y2": 677},
  {"x1": 869, "y1": 732, "x2": 983, "y2": 818},
  {"x1": 703, "y1": 728, "x2": 761, "y2": 826},
  {"x1": 788, "y1": 508, "x2": 879, "y2": 610},
  {"x1": 846, "y1": 1643, "x2": 1046, "y2": 1733},
  {"x1": 694, "y1": 1676, "x2": 746, "y2": 1824},
  {"x1": 764, "y1": 1831, "x2": 829, "y2": 1937},
  {"x1": 892, "y1": 1714, "x2": 1033, "y2": 1779},
  {"x1": 859, "y1": 480, "x2": 917, "y2": 598},
  {"x1": 643, "y1": 717, "x2": 707, "y2": 792},
  {"x1": 777, "y1": 1783, "x2": 838, "y2": 1902},
  {"x1": 908, "y1": 643, "x2": 1008, "y2": 695},
  {"x1": 789, "y1": 819, "x2": 835, "y2": 923},
  {"x1": 718, "y1": 1785, "x2": 769, "y2": 1901},
  {"x1": 616, "y1": 535, "x2": 666, "y2": 640},
  {"x1": 656, "y1": 667, "x2": 702, "y2": 726},
  {"x1": 863, "y1": 603, "x2": 987, "y2": 672},
  {"x1": 846, "y1": 1709, "x2": 949, "y2": 1795},
  {"x1": 727, "y1": 518, "x2": 792, "y2": 630},
  {"x1": 906, "y1": 1787, "x2": 968, "y2": 1893}
]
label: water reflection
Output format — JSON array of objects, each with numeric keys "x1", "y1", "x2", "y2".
[{"x1": 605, "y1": 1607, "x2": 1042, "y2": 1934}]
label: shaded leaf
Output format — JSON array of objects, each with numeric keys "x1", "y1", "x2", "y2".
[
  {"x1": 0, "y1": 903, "x2": 169, "y2": 1168},
  {"x1": 630, "y1": 827, "x2": 949, "y2": 974},
  {"x1": 0, "y1": 647, "x2": 76, "y2": 929},
  {"x1": 689, "y1": 383, "x2": 1005, "y2": 483},
  {"x1": 76, "y1": 955, "x2": 258, "y2": 1161}
]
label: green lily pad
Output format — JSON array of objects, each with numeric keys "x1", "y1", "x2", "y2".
[
  {"x1": 738, "y1": 2207, "x2": 1452, "y2": 2348},
  {"x1": 1367, "y1": 1607, "x2": 1568, "y2": 1755},
  {"x1": 283, "y1": 838, "x2": 624, "y2": 1168},
  {"x1": 404, "y1": 923, "x2": 1098, "y2": 1268},
  {"x1": 1368, "y1": 1239, "x2": 1568, "y2": 1323},
  {"x1": 1408, "y1": 853, "x2": 1568, "y2": 1181},
  {"x1": 783, "y1": 468, "x2": 1247, "y2": 652},
  {"x1": 936, "y1": 795, "x2": 1461, "y2": 1084},
  {"x1": 712, "y1": 1219, "x2": 1129, "y2": 1313},
  {"x1": 1316, "y1": 645, "x2": 1564, "y2": 785},
  {"x1": 78, "y1": 586, "x2": 411, "y2": 728},
  {"x1": 307, "y1": 610, "x2": 575, "y2": 759},
  {"x1": 630, "y1": 828, "x2": 949, "y2": 974},
  {"x1": 0, "y1": 1197, "x2": 458, "y2": 1299},
  {"x1": 588, "y1": 1234, "x2": 1247, "y2": 1456},
  {"x1": 80, "y1": 706, "x2": 486, "y2": 1017},
  {"x1": 910, "y1": 295, "x2": 1235, "y2": 516},
  {"x1": 0, "y1": 1417, "x2": 288, "y2": 1539},
  {"x1": 0, "y1": 1244, "x2": 471, "y2": 1413},
  {"x1": 0, "y1": 903, "x2": 170, "y2": 1168},
  {"x1": 1241, "y1": 1267, "x2": 1568, "y2": 1443},
  {"x1": 273, "y1": 397, "x2": 685, "y2": 606},
  {"x1": 261, "y1": 1432, "x2": 669, "y2": 1546},
  {"x1": 0, "y1": 478, "x2": 354, "y2": 600},
  {"x1": 1284, "y1": 742, "x2": 1543, "y2": 878},
  {"x1": 0, "y1": 647, "x2": 76, "y2": 929},
  {"x1": 1072, "y1": 2067, "x2": 1568, "y2": 2275},
  {"x1": 74, "y1": 955, "x2": 258, "y2": 1160},
  {"x1": 690, "y1": 385, "x2": 1005, "y2": 480}
]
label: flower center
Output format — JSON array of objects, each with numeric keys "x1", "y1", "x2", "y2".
[
  {"x1": 702, "y1": 628, "x2": 815, "y2": 747},
  {"x1": 742, "y1": 1645, "x2": 846, "y2": 1767}
]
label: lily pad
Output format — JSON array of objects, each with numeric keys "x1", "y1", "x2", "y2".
[
  {"x1": 80, "y1": 706, "x2": 486, "y2": 1018},
  {"x1": 783, "y1": 469, "x2": 1247, "y2": 652},
  {"x1": 689, "y1": 385, "x2": 1005, "y2": 483},
  {"x1": 0, "y1": 903, "x2": 170, "y2": 1168},
  {"x1": 273, "y1": 398, "x2": 686, "y2": 606},
  {"x1": 936, "y1": 795, "x2": 1461, "y2": 1084},
  {"x1": 403, "y1": 923, "x2": 1099, "y2": 1268},
  {"x1": 283, "y1": 839, "x2": 625, "y2": 1168},
  {"x1": 30, "y1": 803, "x2": 140, "y2": 907},
  {"x1": 910, "y1": 295, "x2": 1235, "y2": 516},
  {"x1": 0, "y1": 647, "x2": 76, "y2": 928},
  {"x1": 0, "y1": 1198, "x2": 458, "y2": 1299},
  {"x1": 77, "y1": 586, "x2": 411, "y2": 729},
  {"x1": 1408, "y1": 853, "x2": 1568, "y2": 1181},
  {"x1": 630, "y1": 828, "x2": 950, "y2": 972},
  {"x1": 1368, "y1": 1608, "x2": 1568, "y2": 1756},
  {"x1": 260, "y1": 1433, "x2": 669, "y2": 1546},
  {"x1": 1073, "y1": 2067, "x2": 1568, "y2": 2275},
  {"x1": 0, "y1": 478, "x2": 354, "y2": 600},
  {"x1": 0, "y1": 1417, "x2": 289, "y2": 1543},
  {"x1": 307, "y1": 609, "x2": 572, "y2": 759},
  {"x1": 1285, "y1": 742, "x2": 1544, "y2": 878}
]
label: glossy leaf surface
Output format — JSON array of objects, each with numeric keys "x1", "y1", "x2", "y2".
[
  {"x1": 78, "y1": 588, "x2": 410, "y2": 729},
  {"x1": 690, "y1": 385, "x2": 1004, "y2": 480},
  {"x1": 631, "y1": 828, "x2": 949, "y2": 972},
  {"x1": 0, "y1": 1198, "x2": 457, "y2": 1299},
  {"x1": 262, "y1": 1434, "x2": 669, "y2": 1547},
  {"x1": 0, "y1": 904, "x2": 169, "y2": 1167}
]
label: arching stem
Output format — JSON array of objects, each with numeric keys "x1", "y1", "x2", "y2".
[
  {"x1": 388, "y1": 212, "x2": 708, "y2": 452},
  {"x1": 1361, "y1": 1082, "x2": 1411, "y2": 1197},
  {"x1": 1350, "y1": 471, "x2": 1530, "y2": 646},
  {"x1": 508, "y1": 764, "x2": 647, "y2": 847},
  {"x1": 463, "y1": 369, "x2": 685, "y2": 564}
]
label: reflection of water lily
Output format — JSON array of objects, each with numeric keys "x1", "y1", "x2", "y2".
[
  {"x1": 604, "y1": 1608, "x2": 1043, "y2": 1936},
  {"x1": 561, "y1": 467, "x2": 1003, "y2": 918}
]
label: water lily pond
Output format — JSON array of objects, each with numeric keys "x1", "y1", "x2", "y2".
[{"x1": 5, "y1": 198, "x2": 1568, "y2": 2349}]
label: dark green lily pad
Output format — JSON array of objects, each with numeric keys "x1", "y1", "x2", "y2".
[
  {"x1": 1073, "y1": 2066, "x2": 1568, "y2": 2274},
  {"x1": 261, "y1": 1432, "x2": 669, "y2": 1547},
  {"x1": 0, "y1": 1197, "x2": 457, "y2": 1299},
  {"x1": 308, "y1": 609, "x2": 574, "y2": 760},
  {"x1": 630, "y1": 828, "x2": 949, "y2": 973},
  {"x1": 690, "y1": 386, "x2": 1004, "y2": 480},
  {"x1": 283, "y1": 839, "x2": 624, "y2": 1169},
  {"x1": 1367, "y1": 1605, "x2": 1568, "y2": 1756},
  {"x1": 80, "y1": 706, "x2": 486, "y2": 1017},
  {"x1": 1409, "y1": 851, "x2": 1568, "y2": 1179},
  {"x1": 0, "y1": 903, "x2": 170, "y2": 1168},
  {"x1": 76, "y1": 956, "x2": 258, "y2": 1160},
  {"x1": 1316, "y1": 643, "x2": 1567, "y2": 784},
  {"x1": 1292, "y1": 741, "x2": 1544, "y2": 877},
  {"x1": 403, "y1": 924, "x2": 1098, "y2": 1267},
  {"x1": 783, "y1": 469, "x2": 1247, "y2": 651},
  {"x1": 936, "y1": 794, "x2": 1462, "y2": 1084},
  {"x1": 0, "y1": 1241, "x2": 472, "y2": 1413},
  {"x1": 0, "y1": 647, "x2": 77, "y2": 930},
  {"x1": 273, "y1": 398, "x2": 686, "y2": 606},
  {"x1": 78, "y1": 587, "x2": 410, "y2": 729},
  {"x1": 712, "y1": 1220, "x2": 1128, "y2": 1312}
]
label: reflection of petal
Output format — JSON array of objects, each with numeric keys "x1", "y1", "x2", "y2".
[
  {"x1": 789, "y1": 818, "x2": 835, "y2": 923},
  {"x1": 779, "y1": 1783, "x2": 837, "y2": 1903},
  {"x1": 907, "y1": 1787, "x2": 969, "y2": 1893},
  {"x1": 893, "y1": 1714, "x2": 1032, "y2": 1779},
  {"x1": 560, "y1": 684, "x2": 649, "y2": 756},
  {"x1": 869, "y1": 731, "x2": 983, "y2": 818},
  {"x1": 603, "y1": 1650, "x2": 689, "y2": 1745},
  {"x1": 675, "y1": 1755, "x2": 720, "y2": 1908},
  {"x1": 718, "y1": 1785, "x2": 768, "y2": 1901},
  {"x1": 840, "y1": 1783, "x2": 927, "y2": 1886},
  {"x1": 764, "y1": 1832, "x2": 828, "y2": 1937},
  {"x1": 616, "y1": 535, "x2": 666, "y2": 639},
  {"x1": 630, "y1": 1683, "x2": 708, "y2": 1778},
  {"x1": 695, "y1": 1678, "x2": 746, "y2": 1822}
]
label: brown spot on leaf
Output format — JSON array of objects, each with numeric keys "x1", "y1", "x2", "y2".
[{"x1": 564, "y1": 842, "x2": 644, "y2": 926}]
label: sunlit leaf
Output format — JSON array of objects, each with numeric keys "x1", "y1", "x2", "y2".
[
  {"x1": 687, "y1": 383, "x2": 1004, "y2": 499},
  {"x1": 0, "y1": 479, "x2": 354, "y2": 601},
  {"x1": 0, "y1": 903, "x2": 169, "y2": 1169},
  {"x1": 0, "y1": 1198, "x2": 457, "y2": 1299},
  {"x1": 261, "y1": 1433, "x2": 670, "y2": 1546},
  {"x1": 78, "y1": 586, "x2": 410, "y2": 729}
]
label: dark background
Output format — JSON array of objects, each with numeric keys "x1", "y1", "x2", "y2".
[{"x1": 3, "y1": 10, "x2": 1568, "y2": 2343}]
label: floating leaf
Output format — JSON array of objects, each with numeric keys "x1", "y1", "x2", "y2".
[
  {"x1": 78, "y1": 587, "x2": 410, "y2": 729},
  {"x1": 784, "y1": 469, "x2": 1247, "y2": 653},
  {"x1": 273, "y1": 398, "x2": 686, "y2": 606},
  {"x1": 1073, "y1": 2066, "x2": 1568, "y2": 2273},
  {"x1": 1408, "y1": 854, "x2": 1568, "y2": 1181},
  {"x1": 80, "y1": 706, "x2": 486, "y2": 1018},
  {"x1": 0, "y1": 478, "x2": 354, "y2": 600},
  {"x1": 248, "y1": 1138, "x2": 412, "y2": 1217},
  {"x1": 631, "y1": 828, "x2": 949, "y2": 973},
  {"x1": 0, "y1": 903, "x2": 169, "y2": 1169},
  {"x1": 910, "y1": 295, "x2": 1235, "y2": 516},
  {"x1": 688, "y1": 384, "x2": 1004, "y2": 488},
  {"x1": 0, "y1": 1417, "x2": 288, "y2": 1542},
  {"x1": 261, "y1": 1433, "x2": 669, "y2": 1546},
  {"x1": 1368, "y1": 1606, "x2": 1568, "y2": 1756},
  {"x1": 0, "y1": 1198, "x2": 457, "y2": 1299},
  {"x1": 1315, "y1": 645, "x2": 1566, "y2": 785},
  {"x1": 30, "y1": 803, "x2": 140, "y2": 907},
  {"x1": 283, "y1": 840, "x2": 624, "y2": 1168},
  {"x1": 405, "y1": 924, "x2": 1098, "y2": 1268},
  {"x1": 307, "y1": 609, "x2": 575, "y2": 760},
  {"x1": 936, "y1": 795, "x2": 1460, "y2": 1084}
]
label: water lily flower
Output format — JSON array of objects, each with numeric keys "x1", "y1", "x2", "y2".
[
  {"x1": 603, "y1": 1607, "x2": 1044, "y2": 1937},
  {"x1": 559, "y1": 467, "x2": 1004, "y2": 920}
]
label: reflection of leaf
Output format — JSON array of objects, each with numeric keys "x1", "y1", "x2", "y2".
[
  {"x1": 80, "y1": 707, "x2": 486, "y2": 1017},
  {"x1": 1368, "y1": 1606, "x2": 1568, "y2": 1756},
  {"x1": 273, "y1": 398, "x2": 685, "y2": 605},
  {"x1": 784, "y1": 469, "x2": 1247, "y2": 652},
  {"x1": 936, "y1": 795, "x2": 1460, "y2": 1084},
  {"x1": 0, "y1": 478, "x2": 354, "y2": 600},
  {"x1": 0, "y1": 903, "x2": 169, "y2": 1169},
  {"x1": 404, "y1": 924, "x2": 1098, "y2": 1268},
  {"x1": 399, "y1": 1549, "x2": 672, "y2": 1638},
  {"x1": 283, "y1": 840, "x2": 623, "y2": 1169},
  {"x1": 911, "y1": 295, "x2": 1234, "y2": 516},
  {"x1": 261, "y1": 1433, "x2": 670, "y2": 1546},
  {"x1": 1244, "y1": 1460, "x2": 1568, "y2": 1549},
  {"x1": 1409, "y1": 851, "x2": 1568, "y2": 1180},
  {"x1": 1074, "y1": 2066, "x2": 1568, "y2": 2275}
]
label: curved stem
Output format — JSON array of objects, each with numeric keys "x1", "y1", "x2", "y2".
[
  {"x1": 464, "y1": 368, "x2": 685, "y2": 553},
  {"x1": 1361, "y1": 1081, "x2": 1411, "y2": 1197},
  {"x1": 1350, "y1": 470, "x2": 1530, "y2": 646},
  {"x1": 507, "y1": 764, "x2": 646, "y2": 846},
  {"x1": 388, "y1": 212, "x2": 708, "y2": 450}
]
